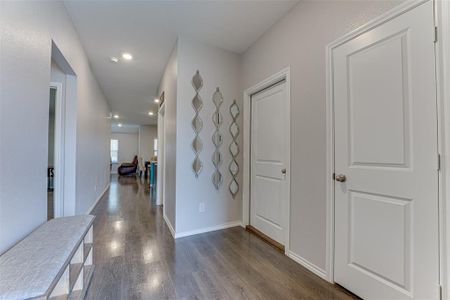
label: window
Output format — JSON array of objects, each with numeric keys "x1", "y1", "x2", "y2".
[
  {"x1": 111, "y1": 139, "x2": 119, "y2": 163},
  {"x1": 153, "y1": 138, "x2": 158, "y2": 157}
]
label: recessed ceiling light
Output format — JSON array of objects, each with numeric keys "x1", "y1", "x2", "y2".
[
  {"x1": 148, "y1": 111, "x2": 154, "y2": 116},
  {"x1": 113, "y1": 114, "x2": 119, "y2": 119},
  {"x1": 118, "y1": 123, "x2": 122, "y2": 127},
  {"x1": 122, "y1": 53, "x2": 133, "y2": 60},
  {"x1": 110, "y1": 57, "x2": 119, "y2": 63},
  {"x1": 154, "y1": 98, "x2": 160, "y2": 103}
]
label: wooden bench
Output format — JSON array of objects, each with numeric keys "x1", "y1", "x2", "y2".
[{"x1": 0, "y1": 215, "x2": 95, "y2": 300}]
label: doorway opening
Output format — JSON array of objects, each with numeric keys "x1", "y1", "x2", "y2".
[
  {"x1": 48, "y1": 41, "x2": 78, "y2": 217},
  {"x1": 47, "y1": 84, "x2": 62, "y2": 219}
]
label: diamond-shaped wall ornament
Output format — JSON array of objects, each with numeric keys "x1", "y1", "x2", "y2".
[
  {"x1": 193, "y1": 157, "x2": 203, "y2": 176},
  {"x1": 212, "y1": 172, "x2": 223, "y2": 190},
  {"x1": 192, "y1": 117, "x2": 203, "y2": 133},
  {"x1": 212, "y1": 151, "x2": 222, "y2": 168},
  {"x1": 229, "y1": 141, "x2": 239, "y2": 156},
  {"x1": 192, "y1": 136, "x2": 203, "y2": 154},
  {"x1": 229, "y1": 123, "x2": 239, "y2": 139},
  {"x1": 192, "y1": 95, "x2": 203, "y2": 111},
  {"x1": 212, "y1": 112, "x2": 223, "y2": 126},
  {"x1": 192, "y1": 70, "x2": 203, "y2": 91},
  {"x1": 211, "y1": 87, "x2": 223, "y2": 190},
  {"x1": 212, "y1": 131, "x2": 222, "y2": 147},
  {"x1": 228, "y1": 100, "x2": 240, "y2": 198},
  {"x1": 229, "y1": 179, "x2": 239, "y2": 196},
  {"x1": 230, "y1": 101, "x2": 240, "y2": 119},
  {"x1": 229, "y1": 160, "x2": 239, "y2": 176},
  {"x1": 191, "y1": 71, "x2": 203, "y2": 178},
  {"x1": 213, "y1": 87, "x2": 223, "y2": 107}
]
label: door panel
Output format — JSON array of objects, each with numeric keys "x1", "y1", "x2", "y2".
[
  {"x1": 349, "y1": 32, "x2": 409, "y2": 167},
  {"x1": 251, "y1": 81, "x2": 288, "y2": 244},
  {"x1": 333, "y1": 1, "x2": 439, "y2": 299},
  {"x1": 349, "y1": 191, "x2": 411, "y2": 288}
]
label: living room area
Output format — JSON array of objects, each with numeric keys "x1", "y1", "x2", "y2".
[{"x1": 110, "y1": 123, "x2": 158, "y2": 180}]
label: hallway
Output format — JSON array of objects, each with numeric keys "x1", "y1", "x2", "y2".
[{"x1": 86, "y1": 176, "x2": 355, "y2": 299}]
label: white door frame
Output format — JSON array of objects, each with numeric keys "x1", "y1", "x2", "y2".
[
  {"x1": 436, "y1": 0, "x2": 450, "y2": 298},
  {"x1": 157, "y1": 102, "x2": 166, "y2": 209},
  {"x1": 325, "y1": 0, "x2": 447, "y2": 286},
  {"x1": 242, "y1": 67, "x2": 291, "y2": 252},
  {"x1": 50, "y1": 82, "x2": 65, "y2": 218}
]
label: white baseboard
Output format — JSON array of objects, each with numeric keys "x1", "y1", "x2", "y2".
[
  {"x1": 163, "y1": 213, "x2": 176, "y2": 238},
  {"x1": 287, "y1": 250, "x2": 328, "y2": 281},
  {"x1": 86, "y1": 183, "x2": 110, "y2": 214},
  {"x1": 174, "y1": 221, "x2": 242, "y2": 239}
]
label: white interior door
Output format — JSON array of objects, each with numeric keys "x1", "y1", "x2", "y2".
[
  {"x1": 250, "y1": 80, "x2": 288, "y2": 245},
  {"x1": 333, "y1": 1, "x2": 439, "y2": 299}
]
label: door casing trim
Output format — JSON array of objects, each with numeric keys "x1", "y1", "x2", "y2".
[
  {"x1": 435, "y1": 0, "x2": 450, "y2": 298},
  {"x1": 49, "y1": 82, "x2": 64, "y2": 218},
  {"x1": 325, "y1": 0, "x2": 440, "y2": 284},
  {"x1": 242, "y1": 67, "x2": 291, "y2": 253}
]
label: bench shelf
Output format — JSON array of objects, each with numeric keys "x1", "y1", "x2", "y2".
[{"x1": 0, "y1": 215, "x2": 95, "y2": 300}]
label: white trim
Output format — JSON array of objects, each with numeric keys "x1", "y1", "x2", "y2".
[
  {"x1": 328, "y1": 0, "x2": 429, "y2": 51},
  {"x1": 325, "y1": 0, "x2": 438, "y2": 285},
  {"x1": 51, "y1": 42, "x2": 77, "y2": 217},
  {"x1": 86, "y1": 183, "x2": 110, "y2": 214},
  {"x1": 62, "y1": 75, "x2": 77, "y2": 216},
  {"x1": 287, "y1": 251, "x2": 327, "y2": 280},
  {"x1": 325, "y1": 43, "x2": 335, "y2": 283},
  {"x1": 157, "y1": 102, "x2": 166, "y2": 207},
  {"x1": 174, "y1": 221, "x2": 242, "y2": 239},
  {"x1": 242, "y1": 67, "x2": 291, "y2": 252},
  {"x1": 163, "y1": 213, "x2": 176, "y2": 238},
  {"x1": 436, "y1": 0, "x2": 450, "y2": 298},
  {"x1": 50, "y1": 82, "x2": 64, "y2": 218}
]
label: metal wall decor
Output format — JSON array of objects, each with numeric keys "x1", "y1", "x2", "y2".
[
  {"x1": 229, "y1": 100, "x2": 240, "y2": 197},
  {"x1": 211, "y1": 87, "x2": 223, "y2": 189},
  {"x1": 192, "y1": 70, "x2": 203, "y2": 177}
]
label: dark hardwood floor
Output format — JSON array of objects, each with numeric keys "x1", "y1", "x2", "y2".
[{"x1": 86, "y1": 175, "x2": 357, "y2": 299}]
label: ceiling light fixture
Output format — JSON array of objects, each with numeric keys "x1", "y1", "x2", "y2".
[
  {"x1": 113, "y1": 114, "x2": 119, "y2": 119},
  {"x1": 154, "y1": 98, "x2": 160, "y2": 103},
  {"x1": 122, "y1": 53, "x2": 133, "y2": 60},
  {"x1": 110, "y1": 57, "x2": 119, "y2": 63},
  {"x1": 118, "y1": 123, "x2": 122, "y2": 127},
  {"x1": 148, "y1": 111, "x2": 154, "y2": 116}
]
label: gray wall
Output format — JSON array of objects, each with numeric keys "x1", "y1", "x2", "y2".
[
  {"x1": 175, "y1": 36, "x2": 242, "y2": 233},
  {"x1": 0, "y1": 1, "x2": 110, "y2": 253},
  {"x1": 138, "y1": 125, "x2": 157, "y2": 163},
  {"x1": 111, "y1": 132, "x2": 139, "y2": 163},
  {"x1": 241, "y1": 0, "x2": 403, "y2": 272},
  {"x1": 157, "y1": 44, "x2": 178, "y2": 231}
]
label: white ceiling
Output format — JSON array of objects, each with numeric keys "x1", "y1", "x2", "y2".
[
  {"x1": 64, "y1": 0, "x2": 299, "y2": 126},
  {"x1": 111, "y1": 123, "x2": 140, "y2": 134}
]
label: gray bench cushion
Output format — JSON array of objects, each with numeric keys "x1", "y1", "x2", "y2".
[{"x1": 0, "y1": 215, "x2": 94, "y2": 300}]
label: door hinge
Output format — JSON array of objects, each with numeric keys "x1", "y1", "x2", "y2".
[
  {"x1": 438, "y1": 154, "x2": 441, "y2": 171},
  {"x1": 435, "y1": 26, "x2": 438, "y2": 43},
  {"x1": 439, "y1": 285, "x2": 443, "y2": 300}
]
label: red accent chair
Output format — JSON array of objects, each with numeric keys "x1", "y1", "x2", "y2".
[{"x1": 118, "y1": 155, "x2": 138, "y2": 176}]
